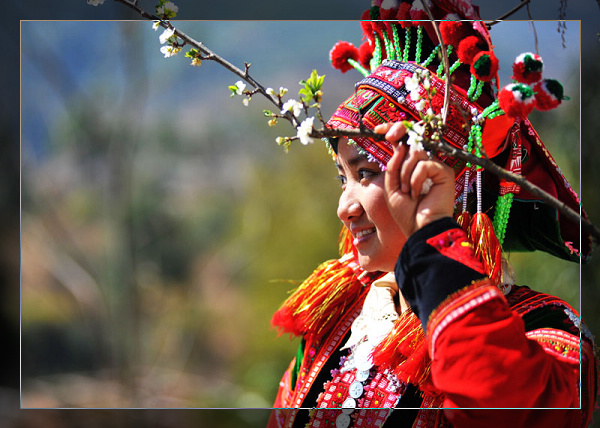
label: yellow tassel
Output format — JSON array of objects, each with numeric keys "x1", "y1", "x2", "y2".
[{"x1": 469, "y1": 212, "x2": 502, "y2": 286}]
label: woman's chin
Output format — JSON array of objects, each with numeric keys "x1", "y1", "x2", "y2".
[{"x1": 357, "y1": 254, "x2": 394, "y2": 273}]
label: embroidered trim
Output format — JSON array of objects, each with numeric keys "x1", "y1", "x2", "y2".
[
  {"x1": 525, "y1": 328, "x2": 581, "y2": 365},
  {"x1": 427, "y1": 279, "x2": 503, "y2": 358},
  {"x1": 426, "y1": 228, "x2": 485, "y2": 274}
]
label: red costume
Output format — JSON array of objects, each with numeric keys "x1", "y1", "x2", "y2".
[{"x1": 268, "y1": 1, "x2": 597, "y2": 426}]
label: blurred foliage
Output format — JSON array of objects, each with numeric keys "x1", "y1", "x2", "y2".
[{"x1": 17, "y1": 18, "x2": 600, "y2": 428}]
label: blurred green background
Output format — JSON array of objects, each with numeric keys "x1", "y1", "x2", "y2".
[{"x1": 15, "y1": 13, "x2": 600, "y2": 428}]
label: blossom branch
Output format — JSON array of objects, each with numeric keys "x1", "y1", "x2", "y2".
[
  {"x1": 112, "y1": 0, "x2": 300, "y2": 127},
  {"x1": 101, "y1": 0, "x2": 599, "y2": 245}
]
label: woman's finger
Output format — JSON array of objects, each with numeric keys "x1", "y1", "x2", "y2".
[{"x1": 400, "y1": 146, "x2": 429, "y2": 195}]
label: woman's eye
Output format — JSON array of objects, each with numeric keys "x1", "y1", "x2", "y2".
[
  {"x1": 358, "y1": 169, "x2": 378, "y2": 181},
  {"x1": 336, "y1": 175, "x2": 347, "y2": 186}
]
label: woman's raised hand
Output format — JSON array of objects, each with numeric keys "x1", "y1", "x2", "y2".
[{"x1": 374, "y1": 122, "x2": 456, "y2": 237}]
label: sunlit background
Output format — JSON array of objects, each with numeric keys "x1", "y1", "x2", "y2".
[{"x1": 16, "y1": 13, "x2": 600, "y2": 428}]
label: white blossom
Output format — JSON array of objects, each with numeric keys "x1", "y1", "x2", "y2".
[
  {"x1": 404, "y1": 75, "x2": 420, "y2": 93},
  {"x1": 233, "y1": 80, "x2": 246, "y2": 95},
  {"x1": 266, "y1": 87, "x2": 275, "y2": 96},
  {"x1": 160, "y1": 45, "x2": 181, "y2": 58},
  {"x1": 159, "y1": 28, "x2": 175, "y2": 44},
  {"x1": 415, "y1": 99, "x2": 426, "y2": 112},
  {"x1": 281, "y1": 99, "x2": 303, "y2": 118},
  {"x1": 410, "y1": 89, "x2": 422, "y2": 102},
  {"x1": 406, "y1": 123, "x2": 425, "y2": 151},
  {"x1": 296, "y1": 117, "x2": 315, "y2": 145},
  {"x1": 157, "y1": 1, "x2": 179, "y2": 16},
  {"x1": 279, "y1": 87, "x2": 289, "y2": 95},
  {"x1": 422, "y1": 77, "x2": 431, "y2": 91},
  {"x1": 87, "y1": 0, "x2": 105, "y2": 5},
  {"x1": 152, "y1": 21, "x2": 161, "y2": 31},
  {"x1": 242, "y1": 98, "x2": 250, "y2": 107}
]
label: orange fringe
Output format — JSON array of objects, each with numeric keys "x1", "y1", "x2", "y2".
[
  {"x1": 372, "y1": 310, "x2": 433, "y2": 391},
  {"x1": 271, "y1": 256, "x2": 367, "y2": 341},
  {"x1": 469, "y1": 212, "x2": 502, "y2": 286}
]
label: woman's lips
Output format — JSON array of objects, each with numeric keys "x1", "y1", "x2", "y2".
[{"x1": 352, "y1": 227, "x2": 376, "y2": 246}]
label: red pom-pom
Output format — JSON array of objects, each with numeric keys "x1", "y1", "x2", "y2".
[
  {"x1": 330, "y1": 41, "x2": 359, "y2": 73},
  {"x1": 358, "y1": 41, "x2": 373, "y2": 69},
  {"x1": 534, "y1": 78, "x2": 564, "y2": 111},
  {"x1": 457, "y1": 35, "x2": 484, "y2": 64},
  {"x1": 360, "y1": 9, "x2": 375, "y2": 42},
  {"x1": 470, "y1": 50, "x2": 498, "y2": 82},
  {"x1": 396, "y1": 2, "x2": 412, "y2": 27},
  {"x1": 379, "y1": 7, "x2": 397, "y2": 35},
  {"x1": 439, "y1": 20, "x2": 470, "y2": 47},
  {"x1": 512, "y1": 52, "x2": 543, "y2": 84},
  {"x1": 498, "y1": 83, "x2": 536, "y2": 118}
]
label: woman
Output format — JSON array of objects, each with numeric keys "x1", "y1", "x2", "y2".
[{"x1": 268, "y1": 2, "x2": 597, "y2": 427}]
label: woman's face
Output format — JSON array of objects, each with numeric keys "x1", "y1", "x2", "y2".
[{"x1": 336, "y1": 139, "x2": 407, "y2": 272}]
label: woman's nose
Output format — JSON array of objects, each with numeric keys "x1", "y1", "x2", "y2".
[{"x1": 337, "y1": 188, "x2": 363, "y2": 222}]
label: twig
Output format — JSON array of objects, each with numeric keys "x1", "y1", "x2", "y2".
[
  {"x1": 526, "y1": 4, "x2": 539, "y2": 54},
  {"x1": 112, "y1": 0, "x2": 300, "y2": 127},
  {"x1": 420, "y1": 3, "x2": 451, "y2": 125},
  {"x1": 487, "y1": 0, "x2": 531, "y2": 27}
]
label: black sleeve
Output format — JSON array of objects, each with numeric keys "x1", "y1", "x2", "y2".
[{"x1": 394, "y1": 217, "x2": 487, "y2": 332}]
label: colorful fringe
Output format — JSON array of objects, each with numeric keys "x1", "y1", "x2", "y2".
[
  {"x1": 371, "y1": 310, "x2": 434, "y2": 394},
  {"x1": 469, "y1": 212, "x2": 502, "y2": 286}
]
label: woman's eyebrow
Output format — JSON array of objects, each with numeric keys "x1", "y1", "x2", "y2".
[{"x1": 335, "y1": 155, "x2": 368, "y2": 171}]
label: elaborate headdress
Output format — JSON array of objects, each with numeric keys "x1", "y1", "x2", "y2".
[{"x1": 325, "y1": 0, "x2": 590, "y2": 286}]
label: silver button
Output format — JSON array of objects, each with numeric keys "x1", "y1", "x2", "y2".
[
  {"x1": 336, "y1": 413, "x2": 351, "y2": 428},
  {"x1": 355, "y1": 369, "x2": 370, "y2": 382},
  {"x1": 342, "y1": 397, "x2": 356, "y2": 414},
  {"x1": 348, "y1": 380, "x2": 364, "y2": 399}
]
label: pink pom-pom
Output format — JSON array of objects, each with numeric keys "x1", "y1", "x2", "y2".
[
  {"x1": 512, "y1": 52, "x2": 543, "y2": 84},
  {"x1": 330, "y1": 41, "x2": 360, "y2": 73},
  {"x1": 534, "y1": 78, "x2": 564, "y2": 111},
  {"x1": 470, "y1": 50, "x2": 499, "y2": 82},
  {"x1": 457, "y1": 35, "x2": 484, "y2": 64},
  {"x1": 498, "y1": 83, "x2": 536, "y2": 118},
  {"x1": 358, "y1": 41, "x2": 373, "y2": 68}
]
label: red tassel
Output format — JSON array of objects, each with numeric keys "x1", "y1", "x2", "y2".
[
  {"x1": 469, "y1": 213, "x2": 502, "y2": 286},
  {"x1": 372, "y1": 310, "x2": 431, "y2": 387},
  {"x1": 456, "y1": 211, "x2": 471, "y2": 232}
]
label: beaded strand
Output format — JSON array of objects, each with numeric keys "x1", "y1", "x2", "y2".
[
  {"x1": 421, "y1": 44, "x2": 440, "y2": 67},
  {"x1": 493, "y1": 193, "x2": 514, "y2": 246},
  {"x1": 415, "y1": 25, "x2": 423, "y2": 63},
  {"x1": 392, "y1": 25, "x2": 402, "y2": 62},
  {"x1": 403, "y1": 26, "x2": 412, "y2": 62}
]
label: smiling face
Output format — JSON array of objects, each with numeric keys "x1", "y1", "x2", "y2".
[{"x1": 335, "y1": 139, "x2": 407, "y2": 272}]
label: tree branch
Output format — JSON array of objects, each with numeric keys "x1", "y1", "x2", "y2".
[
  {"x1": 486, "y1": 0, "x2": 531, "y2": 27},
  {"x1": 106, "y1": 0, "x2": 600, "y2": 246}
]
